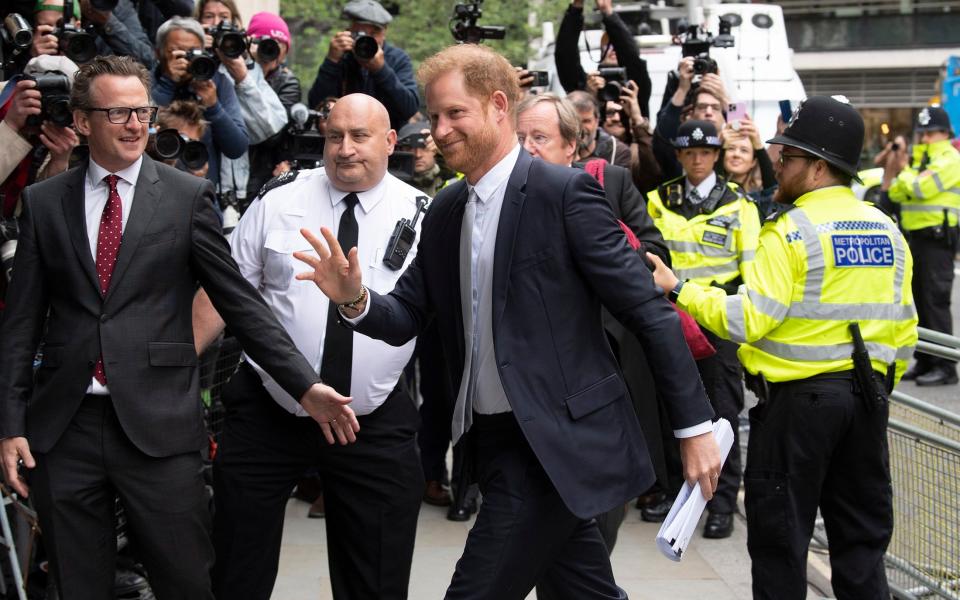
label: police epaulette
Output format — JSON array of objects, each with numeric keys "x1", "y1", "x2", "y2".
[
  {"x1": 764, "y1": 202, "x2": 796, "y2": 223},
  {"x1": 257, "y1": 169, "x2": 299, "y2": 199}
]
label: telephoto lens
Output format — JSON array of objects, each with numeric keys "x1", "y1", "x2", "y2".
[
  {"x1": 180, "y1": 140, "x2": 209, "y2": 170},
  {"x1": 212, "y1": 20, "x2": 247, "y2": 59},
  {"x1": 351, "y1": 31, "x2": 378, "y2": 61},
  {"x1": 56, "y1": 23, "x2": 96, "y2": 63},
  {"x1": 256, "y1": 37, "x2": 280, "y2": 62},
  {"x1": 185, "y1": 48, "x2": 218, "y2": 80},
  {"x1": 153, "y1": 128, "x2": 184, "y2": 160}
]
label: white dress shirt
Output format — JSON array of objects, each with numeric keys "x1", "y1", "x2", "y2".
[
  {"x1": 232, "y1": 169, "x2": 423, "y2": 416},
  {"x1": 84, "y1": 156, "x2": 143, "y2": 395}
]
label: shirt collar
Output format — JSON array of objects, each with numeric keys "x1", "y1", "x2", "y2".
[
  {"x1": 685, "y1": 171, "x2": 717, "y2": 200},
  {"x1": 327, "y1": 173, "x2": 390, "y2": 214},
  {"x1": 468, "y1": 143, "x2": 521, "y2": 204},
  {"x1": 87, "y1": 156, "x2": 143, "y2": 189}
]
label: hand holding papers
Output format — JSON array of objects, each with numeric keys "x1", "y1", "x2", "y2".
[{"x1": 655, "y1": 418, "x2": 735, "y2": 561}]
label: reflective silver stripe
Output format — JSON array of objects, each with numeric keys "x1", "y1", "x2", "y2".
[
  {"x1": 726, "y1": 295, "x2": 746, "y2": 343},
  {"x1": 932, "y1": 172, "x2": 945, "y2": 194},
  {"x1": 912, "y1": 179, "x2": 924, "y2": 199},
  {"x1": 899, "y1": 204, "x2": 960, "y2": 214},
  {"x1": 665, "y1": 240, "x2": 736, "y2": 257},
  {"x1": 748, "y1": 289, "x2": 790, "y2": 320},
  {"x1": 676, "y1": 260, "x2": 739, "y2": 280},
  {"x1": 740, "y1": 250, "x2": 755, "y2": 262},
  {"x1": 788, "y1": 209, "x2": 824, "y2": 302},
  {"x1": 786, "y1": 301, "x2": 916, "y2": 321},
  {"x1": 891, "y1": 222, "x2": 906, "y2": 304},
  {"x1": 898, "y1": 345, "x2": 916, "y2": 361},
  {"x1": 753, "y1": 338, "x2": 903, "y2": 363}
]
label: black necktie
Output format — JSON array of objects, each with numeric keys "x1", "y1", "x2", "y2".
[{"x1": 320, "y1": 193, "x2": 359, "y2": 396}]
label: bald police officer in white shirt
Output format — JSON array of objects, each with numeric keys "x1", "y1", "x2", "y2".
[{"x1": 192, "y1": 94, "x2": 426, "y2": 600}]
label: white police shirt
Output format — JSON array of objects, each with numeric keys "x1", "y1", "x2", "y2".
[{"x1": 231, "y1": 168, "x2": 425, "y2": 416}]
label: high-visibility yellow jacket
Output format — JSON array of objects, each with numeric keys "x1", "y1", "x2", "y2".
[
  {"x1": 888, "y1": 139, "x2": 960, "y2": 231},
  {"x1": 647, "y1": 176, "x2": 760, "y2": 288},
  {"x1": 677, "y1": 186, "x2": 918, "y2": 383}
]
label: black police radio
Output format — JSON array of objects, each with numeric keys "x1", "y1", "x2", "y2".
[{"x1": 383, "y1": 196, "x2": 428, "y2": 270}]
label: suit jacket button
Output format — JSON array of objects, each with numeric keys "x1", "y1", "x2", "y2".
[{"x1": 100, "y1": 314, "x2": 109, "y2": 323}]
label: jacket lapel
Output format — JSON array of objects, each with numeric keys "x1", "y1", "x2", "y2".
[
  {"x1": 492, "y1": 151, "x2": 531, "y2": 328},
  {"x1": 60, "y1": 165, "x2": 100, "y2": 295},
  {"x1": 447, "y1": 182, "x2": 469, "y2": 362},
  {"x1": 104, "y1": 156, "x2": 161, "y2": 303}
]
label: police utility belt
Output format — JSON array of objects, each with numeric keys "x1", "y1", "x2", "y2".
[{"x1": 745, "y1": 324, "x2": 893, "y2": 413}]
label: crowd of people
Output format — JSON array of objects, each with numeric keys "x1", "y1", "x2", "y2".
[{"x1": 0, "y1": 0, "x2": 957, "y2": 598}]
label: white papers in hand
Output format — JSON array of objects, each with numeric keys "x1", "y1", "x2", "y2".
[{"x1": 655, "y1": 418, "x2": 735, "y2": 562}]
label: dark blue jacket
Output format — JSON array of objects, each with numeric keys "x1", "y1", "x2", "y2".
[
  {"x1": 307, "y1": 43, "x2": 419, "y2": 130},
  {"x1": 352, "y1": 150, "x2": 714, "y2": 519},
  {"x1": 151, "y1": 69, "x2": 249, "y2": 189}
]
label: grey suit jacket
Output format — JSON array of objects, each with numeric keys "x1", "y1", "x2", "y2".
[{"x1": 0, "y1": 156, "x2": 317, "y2": 456}]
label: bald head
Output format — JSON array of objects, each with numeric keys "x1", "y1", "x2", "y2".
[{"x1": 324, "y1": 93, "x2": 397, "y2": 192}]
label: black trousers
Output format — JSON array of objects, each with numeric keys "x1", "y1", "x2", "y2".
[
  {"x1": 30, "y1": 395, "x2": 213, "y2": 600},
  {"x1": 211, "y1": 364, "x2": 424, "y2": 600},
  {"x1": 910, "y1": 233, "x2": 956, "y2": 372},
  {"x1": 745, "y1": 374, "x2": 892, "y2": 600},
  {"x1": 697, "y1": 331, "x2": 744, "y2": 514},
  {"x1": 445, "y1": 413, "x2": 626, "y2": 600},
  {"x1": 416, "y1": 323, "x2": 455, "y2": 482}
]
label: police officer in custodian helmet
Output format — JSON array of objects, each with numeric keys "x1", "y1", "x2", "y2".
[{"x1": 647, "y1": 96, "x2": 918, "y2": 599}]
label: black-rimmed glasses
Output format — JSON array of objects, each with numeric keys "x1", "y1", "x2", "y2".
[
  {"x1": 778, "y1": 153, "x2": 817, "y2": 168},
  {"x1": 86, "y1": 106, "x2": 159, "y2": 124}
]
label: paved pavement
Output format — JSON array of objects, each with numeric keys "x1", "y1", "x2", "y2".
[{"x1": 272, "y1": 261, "x2": 960, "y2": 599}]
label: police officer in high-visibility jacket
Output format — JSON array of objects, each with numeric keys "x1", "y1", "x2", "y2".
[
  {"x1": 645, "y1": 120, "x2": 760, "y2": 539},
  {"x1": 884, "y1": 106, "x2": 960, "y2": 386},
  {"x1": 647, "y1": 96, "x2": 918, "y2": 600}
]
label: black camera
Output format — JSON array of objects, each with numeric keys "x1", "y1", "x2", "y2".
[
  {"x1": 450, "y1": 0, "x2": 505, "y2": 44},
  {"x1": 54, "y1": 21, "x2": 97, "y2": 64},
  {"x1": 350, "y1": 31, "x2": 378, "y2": 61},
  {"x1": 254, "y1": 36, "x2": 281, "y2": 62},
  {"x1": 152, "y1": 128, "x2": 209, "y2": 170},
  {"x1": 283, "y1": 102, "x2": 326, "y2": 167},
  {"x1": 387, "y1": 151, "x2": 415, "y2": 182},
  {"x1": 24, "y1": 71, "x2": 73, "y2": 127},
  {"x1": 2, "y1": 14, "x2": 33, "y2": 50},
  {"x1": 397, "y1": 132, "x2": 427, "y2": 149},
  {"x1": 676, "y1": 18, "x2": 734, "y2": 78},
  {"x1": 598, "y1": 66, "x2": 626, "y2": 103},
  {"x1": 208, "y1": 20, "x2": 246, "y2": 59},
  {"x1": 185, "y1": 48, "x2": 218, "y2": 81},
  {"x1": 383, "y1": 196, "x2": 427, "y2": 270}
]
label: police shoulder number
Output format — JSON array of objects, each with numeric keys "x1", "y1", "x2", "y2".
[{"x1": 257, "y1": 169, "x2": 300, "y2": 200}]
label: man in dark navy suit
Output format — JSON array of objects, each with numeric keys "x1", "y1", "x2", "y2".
[{"x1": 295, "y1": 44, "x2": 721, "y2": 600}]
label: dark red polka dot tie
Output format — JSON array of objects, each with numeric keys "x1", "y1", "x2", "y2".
[{"x1": 93, "y1": 174, "x2": 123, "y2": 385}]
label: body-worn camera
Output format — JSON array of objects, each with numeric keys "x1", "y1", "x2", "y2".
[
  {"x1": 598, "y1": 66, "x2": 626, "y2": 102},
  {"x1": 209, "y1": 20, "x2": 246, "y2": 59},
  {"x1": 254, "y1": 36, "x2": 281, "y2": 62},
  {"x1": 450, "y1": 0, "x2": 505, "y2": 44},
  {"x1": 383, "y1": 196, "x2": 428, "y2": 270},
  {"x1": 185, "y1": 48, "x2": 218, "y2": 81},
  {"x1": 152, "y1": 128, "x2": 209, "y2": 170},
  {"x1": 350, "y1": 31, "x2": 378, "y2": 61},
  {"x1": 55, "y1": 21, "x2": 97, "y2": 64},
  {"x1": 24, "y1": 71, "x2": 72, "y2": 127}
]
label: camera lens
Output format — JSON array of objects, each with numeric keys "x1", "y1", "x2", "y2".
[
  {"x1": 187, "y1": 51, "x2": 218, "y2": 81},
  {"x1": 353, "y1": 34, "x2": 378, "y2": 61},
  {"x1": 257, "y1": 37, "x2": 281, "y2": 62},
  {"x1": 154, "y1": 129, "x2": 183, "y2": 160},
  {"x1": 217, "y1": 31, "x2": 246, "y2": 59},
  {"x1": 181, "y1": 141, "x2": 209, "y2": 170},
  {"x1": 61, "y1": 30, "x2": 97, "y2": 64},
  {"x1": 45, "y1": 98, "x2": 73, "y2": 127},
  {"x1": 4, "y1": 14, "x2": 33, "y2": 49},
  {"x1": 599, "y1": 80, "x2": 622, "y2": 103}
]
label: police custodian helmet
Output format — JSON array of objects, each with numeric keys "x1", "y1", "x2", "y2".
[
  {"x1": 767, "y1": 95, "x2": 864, "y2": 182},
  {"x1": 915, "y1": 106, "x2": 953, "y2": 135},
  {"x1": 673, "y1": 120, "x2": 722, "y2": 149}
]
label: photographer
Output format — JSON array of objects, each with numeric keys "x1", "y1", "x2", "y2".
[
  {"x1": 307, "y1": 0, "x2": 418, "y2": 130},
  {"x1": 396, "y1": 121, "x2": 451, "y2": 197},
  {"x1": 151, "y1": 16, "x2": 248, "y2": 189},
  {"x1": 555, "y1": 0, "x2": 652, "y2": 117},
  {"x1": 193, "y1": 0, "x2": 287, "y2": 209},
  {"x1": 153, "y1": 99, "x2": 209, "y2": 178},
  {"x1": 31, "y1": 0, "x2": 156, "y2": 69},
  {"x1": 653, "y1": 56, "x2": 728, "y2": 182},
  {"x1": 1, "y1": 55, "x2": 80, "y2": 204},
  {"x1": 611, "y1": 78, "x2": 662, "y2": 193},
  {"x1": 567, "y1": 90, "x2": 631, "y2": 168},
  {"x1": 246, "y1": 11, "x2": 301, "y2": 200}
]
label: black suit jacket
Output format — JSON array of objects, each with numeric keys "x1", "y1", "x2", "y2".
[
  {"x1": 354, "y1": 151, "x2": 714, "y2": 519},
  {"x1": 0, "y1": 156, "x2": 316, "y2": 456}
]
